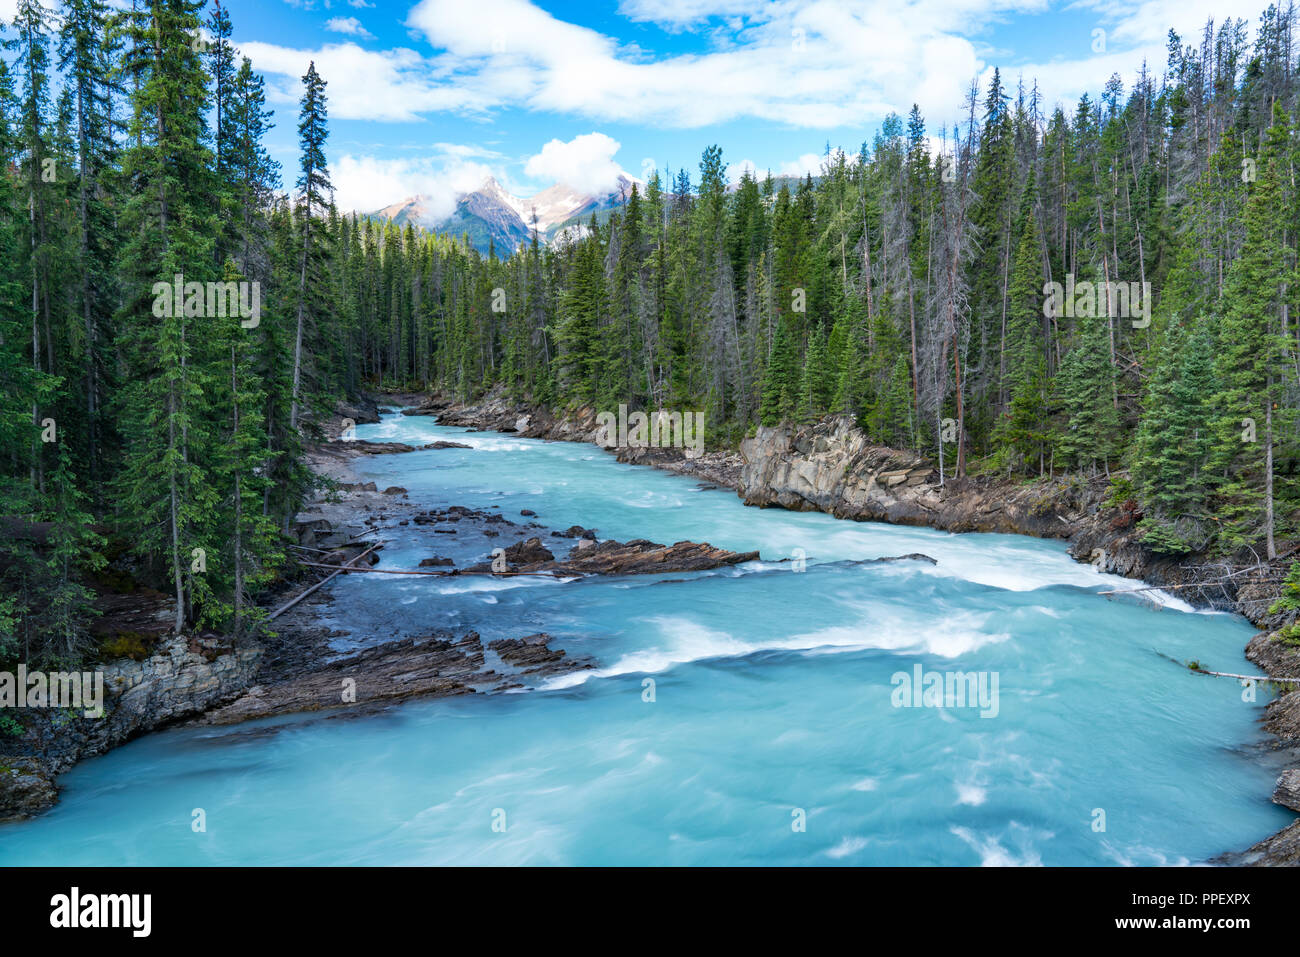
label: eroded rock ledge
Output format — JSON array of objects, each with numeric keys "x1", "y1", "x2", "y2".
[
  {"x1": 194, "y1": 631, "x2": 592, "y2": 725},
  {"x1": 465, "y1": 536, "x2": 760, "y2": 577}
]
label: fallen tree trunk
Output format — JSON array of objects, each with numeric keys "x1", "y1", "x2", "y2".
[
  {"x1": 295, "y1": 560, "x2": 564, "y2": 580},
  {"x1": 268, "y1": 543, "x2": 382, "y2": 620},
  {"x1": 1190, "y1": 666, "x2": 1300, "y2": 683}
]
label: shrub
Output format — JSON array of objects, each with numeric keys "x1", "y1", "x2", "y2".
[{"x1": 99, "y1": 632, "x2": 154, "y2": 662}]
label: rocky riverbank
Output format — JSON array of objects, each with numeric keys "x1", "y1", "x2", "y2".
[
  {"x1": 0, "y1": 413, "x2": 764, "y2": 822},
  {"x1": 406, "y1": 389, "x2": 743, "y2": 489},
  {"x1": 199, "y1": 433, "x2": 762, "y2": 727},
  {"x1": 0, "y1": 635, "x2": 263, "y2": 822}
]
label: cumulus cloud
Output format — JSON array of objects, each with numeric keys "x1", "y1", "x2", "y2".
[
  {"x1": 325, "y1": 16, "x2": 373, "y2": 39},
  {"x1": 523, "y1": 133, "x2": 627, "y2": 196},
  {"x1": 235, "y1": 40, "x2": 499, "y2": 121},
  {"x1": 731, "y1": 158, "x2": 759, "y2": 183},
  {"x1": 398, "y1": 0, "x2": 1273, "y2": 129},
  {"x1": 236, "y1": 0, "x2": 1275, "y2": 134},
  {"x1": 401, "y1": 0, "x2": 1017, "y2": 127}
]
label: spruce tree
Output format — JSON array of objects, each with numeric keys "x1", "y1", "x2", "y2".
[{"x1": 290, "y1": 61, "x2": 332, "y2": 432}]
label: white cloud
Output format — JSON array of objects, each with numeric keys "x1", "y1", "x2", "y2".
[
  {"x1": 333, "y1": 151, "x2": 497, "y2": 218},
  {"x1": 778, "y1": 152, "x2": 832, "y2": 177},
  {"x1": 0, "y1": 0, "x2": 56, "y2": 21},
  {"x1": 237, "y1": 0, "x2": 1276, "y2": 135},
  {"x1": 396, "y1": 0, "x2": 1039, "y2": 128},
  {"x1": 235, "y1": 40, "x2": 499, "y2": 121},
  {"x1": 325, "y1": 16, "x2": 373, "y2": 39},
  {"x1": 523, "y1": 133, "x2": 626, "y2": 195},
  {"x1": 399, "y1": 0, "x2": 1275, "y2": 131},
  {"x1": 989, "y1": 0, "x2": 1261, "y2": 118}
]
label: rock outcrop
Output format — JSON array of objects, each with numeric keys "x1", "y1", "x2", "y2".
[
  {"x1": 0, "y1": 759, "x2": 57, "y2": 822},
  {"x1": 0, "y1": 635, "x2": 262, "y2": 821},
  {"x1": 736, "y1": 416, "x2": 1117, "y2": 540},
  {"x1": 489, "y1": 634, "x2": 591, "y2": 677},
  {"x1": 1274, "y1": 770, "x2": 1300, "y2": 813},
  {"x1": 195, "y1": 629, "x2": 593, "y2": 724},
  {"x1": 740, "y1": 417, "x2": 938, "y2": 524},
  {"x1": 735, "y1": 416, "x2": 1257, "y2": 604},
  {"x1": 467, "y1": 536, "x2": 760, "y2": 577}
]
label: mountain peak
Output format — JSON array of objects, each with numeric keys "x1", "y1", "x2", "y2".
[{"x1": 371, "y1": 175, "x2": 637, "y2": 255}]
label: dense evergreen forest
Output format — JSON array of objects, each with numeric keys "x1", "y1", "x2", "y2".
[{"x1": 2, "y1": 0, "x2": 1299, "y2": 667}]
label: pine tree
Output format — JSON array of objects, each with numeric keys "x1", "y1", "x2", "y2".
[
  {"x1": 759, "y1": 313, "x2": 799, "y2": 425},
  {"x1": 1054, "y1": 318, "x2": 1120, "y2": 474},
  {"x1": 112, "y1": 0, "x2": 218, "y2": 635},
  {"x1": 865, "y1": 354, "x2": 914, "y2": 448},
  {"x1": 7, "y1": 0, "x2": 55, "y2": 494},
  {"x1": 552, "y1": 237, "x2": 604, "y2": 403},
  {"x1": 798, "y1": 320, "x2": 833, "y2": 420},
  {"x1": 289, "y1": 61, "x2": 332, "y2": 433}
]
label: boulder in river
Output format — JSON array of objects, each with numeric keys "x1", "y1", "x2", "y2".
[
  {"x1": 1274, "y1": 770, "x2": 1300, "y2": 812},
  {"x1": 504, "y1": 537, "x2": 555, "y2": 564}
]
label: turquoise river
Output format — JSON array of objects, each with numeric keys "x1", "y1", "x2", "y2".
[{"x1": 0, "y1": 409, "x2": 1292, "y2": 865}]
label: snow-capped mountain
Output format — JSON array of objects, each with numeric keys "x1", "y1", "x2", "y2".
[{"x1": 372, "y1": 174, "x2": 638, "y2": 255}]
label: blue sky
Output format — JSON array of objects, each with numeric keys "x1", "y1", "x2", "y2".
[{"x1": 3, "y1": 0, "x2": 1279, "y2": 214}]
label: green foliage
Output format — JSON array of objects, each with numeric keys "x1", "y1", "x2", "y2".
[
  {"x1": 1, "y1": 3, "x2": 1300, "y2": 662},
  {"x1": 1268, "y1": 562, "x2": 1300, "y2": 618}
]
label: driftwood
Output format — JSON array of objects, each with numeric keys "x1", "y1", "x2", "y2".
[
  {"x1": 268, "y1": 544, "x2": 383, "y2": 620},
  {"x1": 1189, "y1": 666, "x2": 1300, "y2": 684}
]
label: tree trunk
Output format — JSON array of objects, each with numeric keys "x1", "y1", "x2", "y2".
[{"x1": 290, "y1": 213, "x2": 311, "y2": 431}]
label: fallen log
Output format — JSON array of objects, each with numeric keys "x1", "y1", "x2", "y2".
[
  {"x1": 1189, "y1": 666, "x2": 1300, "y2": 683},
  {"x1": 295, "y1": 560, "x2": 566, "y2": 580},
  {"x1": 268, "y1": 543, "x2": 382, "y2": 620}
]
